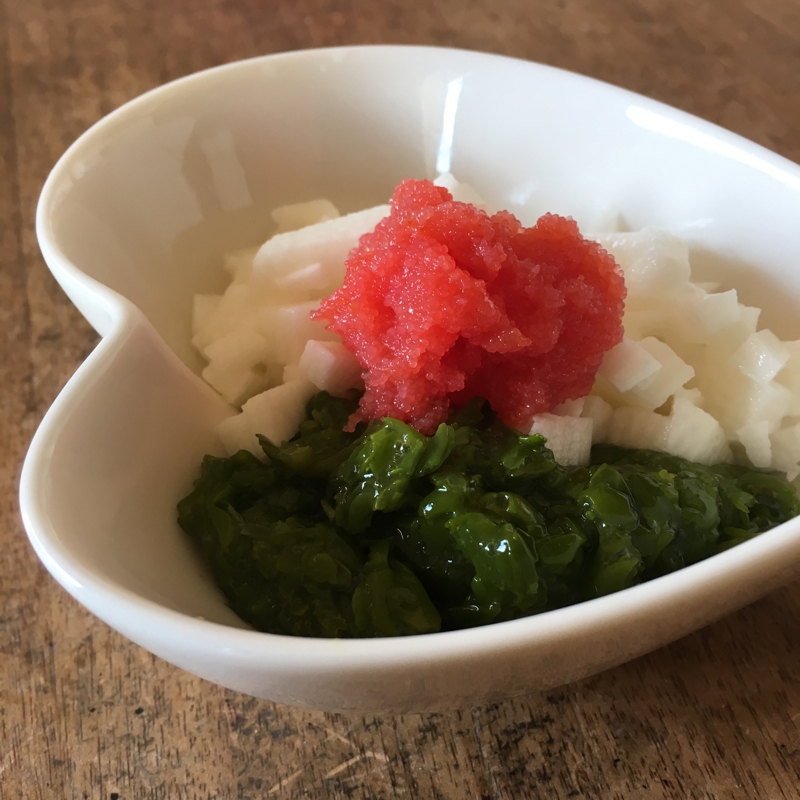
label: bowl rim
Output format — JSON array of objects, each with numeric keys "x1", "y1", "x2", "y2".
[{"x1": 23, "y1": 44, "x2": 800, "y2": 671}]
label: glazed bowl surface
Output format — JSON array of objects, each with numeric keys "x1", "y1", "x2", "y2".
[{"x1": 22, "y1": 45, "x2": 800, "y2": 713}]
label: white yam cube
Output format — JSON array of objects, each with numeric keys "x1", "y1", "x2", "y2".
[
  {"x1": 274, "y1": 262, "x2": 329, "y2": 294},
  {"x1": 626, "y1": 337, "x2": 695, "y2": 410},
  {"x1": 597, "y1": 336, "x2": 661, "y2": 393},
  {"x1": 218, "y1": 378, "x2": 317, "y2": 455},
  {"x1": 620, "y1": 307, "x2": 675, "y2": 342},
  {"x1": 666, "y1": 398, "x2": 732, "y2": 465},
  {"x1": 298, "y1": 340, "x2": 363, "y2": 397},
  {"x1": 673, "y1": 386, "x2": 704, "y2": 406},
  {"x1": 736, "y1": 420, "x2": 772, "y2": 469},
  {"x1": 433, "y1": 172, "x2": 489, "y2": 209},
  {"x1": 217, "y1": 411, "x2": 259, "y2": 457},
  {"x1": 739, "y1": 305, "x2": 761, "y2": 334},
  {"x1": 191, "y1": 283, "x2": 256, "y2": 352},
  {"x1": 730, "y1": 329, "x2": 791, "y2": 385},
  {"x1": 202, "y1": 362, "x2": 268, "y2": 407},
  {"x1": 252, "y1": 205, "x2": 390, "y2": 288},
  {"x1": 552, "y1": 397, "x2": 585, "y2": 417},
  {"x1": 582, "y1": 395, "x2": 614, "y2": 442},
  {"x1": 697, "y1": 289, "x2": 741, "y2": 333},
  {"x1": 529, "y1": 413, "x2": 593, "y2": 466},
  {"x1": 689, "y1": 350, "x2": 750, "y2": 430},
  {"x1": 606, "y1": 407, "x2": 670, "y2": 452},
  {"x1": 262, "y1": 302, "x2": 339, "y2": 365},
  {"x1": 595, "y1": 227, "x2": 691, "y2": 300},
  {"x1": 726, "y1": 379, "x2": 794, "y2": 433},
  {"x1": 771, "y1": 423, "x2": 800, "y2": 480},
  {"x1": 680, "y1": 288, "x2": 741, "y2": 343},
  {"x1": 271, "y1": 199, "x2": 340, "y2": 233},
  {"x1": 707, "y1": 305, "x2": 763, "y2": 358},
  {"x1": 223, "y1": 246, "x2": 259, "y2": 282},
  {"x1": 589, "y1": 375, "x2": 628, "y2": 409},
  {"x1": 203, "y1": 328, "x2": 270, "y2": 372},
  {"x1": 666, "y1": 398, "x2": 733, "y2": 465}
]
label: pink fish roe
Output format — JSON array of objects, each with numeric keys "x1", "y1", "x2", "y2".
[{"x1": 312, "y1": 179, "x2": 626, "y2": 434}]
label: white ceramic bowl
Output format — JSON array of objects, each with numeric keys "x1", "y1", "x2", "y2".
[{"x1": 22, "y1": 45, "x2": 800, "y2": 713}]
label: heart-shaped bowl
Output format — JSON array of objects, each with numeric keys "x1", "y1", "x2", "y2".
[{"x1": 21, "y1": 45, "x2": 800, "y2": 713}]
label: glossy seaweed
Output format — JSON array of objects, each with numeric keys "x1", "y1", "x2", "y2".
[{"x1": 177, "y1": 393, "x2": 800, "y2": 638}]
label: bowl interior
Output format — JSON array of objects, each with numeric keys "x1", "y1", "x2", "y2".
[
  {"x1": 44, "y1": 49, "x2": 800, "y2": 369},
  {"x1": 29, "y1": 47, "x2": 800, "y2": 703}
]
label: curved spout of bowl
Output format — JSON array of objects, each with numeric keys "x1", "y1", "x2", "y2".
[{"x1": 20, "y1": 301, "x2": 239, "y2": 626}]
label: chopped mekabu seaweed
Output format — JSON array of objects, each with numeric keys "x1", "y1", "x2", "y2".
[{"x1": 177, "y1": 392, "x2": 800, "y2": 638}]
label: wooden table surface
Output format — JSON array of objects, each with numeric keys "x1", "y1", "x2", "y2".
[{"x1": 3, "y1": 1, "x2": 800, "y2": 798}]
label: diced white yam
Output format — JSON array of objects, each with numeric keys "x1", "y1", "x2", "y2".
[
  {"x1": 740, "y1": 305, "x2": 761, "y2": 332},
  {"x1": 680, "y1": 288, "x2": 741, "y2": 343},
  {"x1": 626, "y1": 337, "x2": 695, "y2": 410},
  {"x1": 216, "y1": 411, "x2": 261, "y2": 457},
  {"x1": 298, "y1": 340, "x2": 364, "y2": 397},
  {"x1": 726, "y1": 380, "x2": 794, "y2": 433},
  {"x1": 254, "y1": 304, "x2": 279, "y2": 344},
  {"x1": 274, "y1": 262, "x2": 329, "y2": 294},
  {"x1": 667, "y1": 398, "x2": 732, "y2": 465},
  {"x1": 736, "y1": 420, "x2": 772, "y2": 469},
  {"x1": 218, "y1": 378, "x2": 317, "y2": 455},
  {"x1": 697, "y1": 289, "x2": 741, "y2": 333},
  {"x1": 202, "y1": 362, "x2": 267, "y2": 407},
  {"x1": 623, "y1": 284, "x2": 728, "y2": 357},
  {"x1": 673, "y1": 386, "x2": 703, "y2": 406},
  {"x1": 771, "y1": 423, "x2": 800, "y2": 480},
  {"x1": 262, "y1": 302, "x2": 339, "y2": 365},
  {"x1": 192, "y1": 294, "x2": 222, "y2": 339},
  {"x1": 582, "y1": 395, "x2": 614, "y2": 442},
  {"x1": 192, "y1": 283, "x2": 257, "y2": 353},
  {"x1": 621, "y1": 308, "x2": 675, "y2": 342},
  {"x1": 252, "y1": 205, "x2": 390, "y2": 287},
  {"x1": 219, "y1": 280, "x2": 254, "y2": 312},
  {"x1": 433, "y1": 172, "x2": 489, "y2": 209},
  {"x1": 624, "y1": 284, "x2": 708, "y2": 351},
  {"x1": 223, "y1": 246, "x2": 259, "y2": 282},
  {"x1": 707, "y1": 304, "x2": 762, "y2": 357},
  {"x1": 597, "y1": 336, "x2": 661, "y2": 393},
  {"x1": 271, "y1": 199, "x2": 340, "y2": 233},
  {"x1": 588, "y1": 375, "x2": 628, "y2": 410},
  {"x1": 699, "y1": 304, "x2": 761, "y2": 364},
  {"x1": 606, "y1": 407, "x2": 670, "y2": 452},
  {"x1": 204, "y1": 328, "x2": 270, "y2": 371},
  {"x1": 552, "y1": 397, "x2": 585, "y2": 417},
  {"x1": 730, "y1": 329, "x2": 790, "y2": 385},
  {"x1": 689, "y1": 347, "x2": 750, "y2": 429},
  {"x1": 595, "y1": 227, "x2": 691, "y2": 299},
  {"x1": 528, "y1": 413, "x2": 592, "y2": 467}
]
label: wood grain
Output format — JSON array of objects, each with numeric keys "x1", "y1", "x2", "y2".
[{"x1": 2, "y1": 1, "x2": 800, "y2": 798}]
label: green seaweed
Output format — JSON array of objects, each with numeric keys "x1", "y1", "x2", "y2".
[{"x1": 177, "y1": 392, "x2": 800, "y2": 638}]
